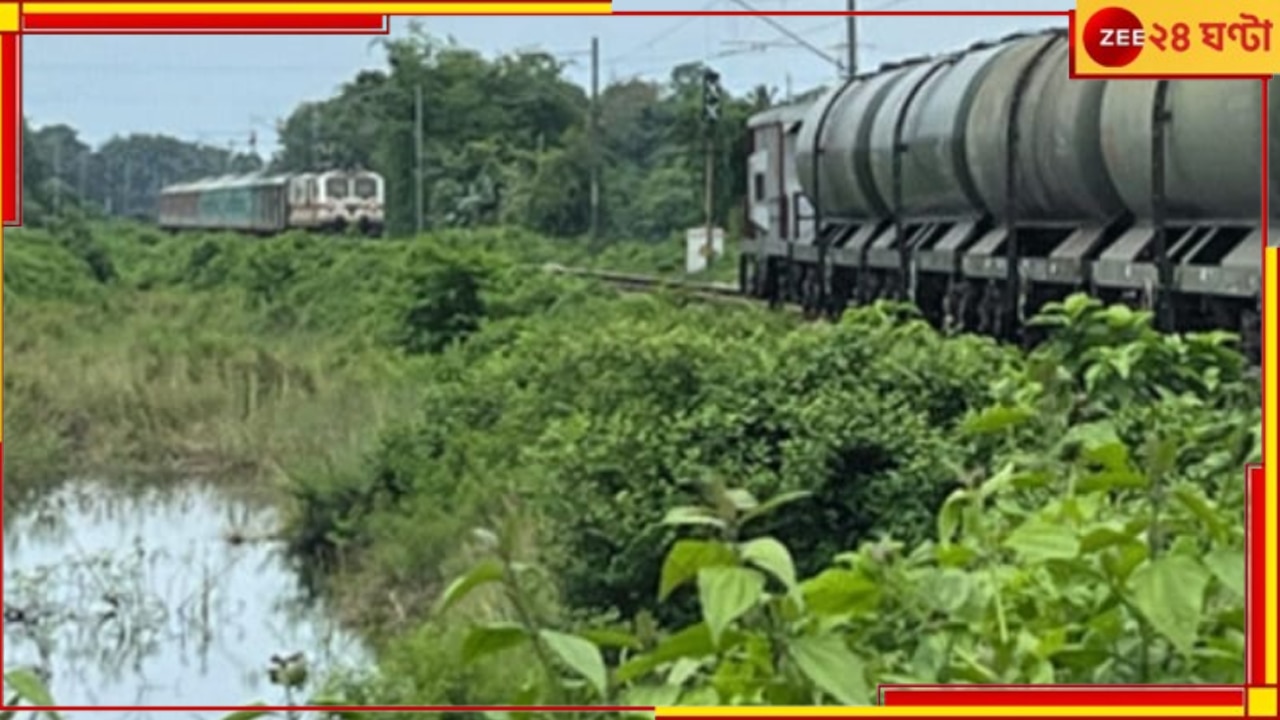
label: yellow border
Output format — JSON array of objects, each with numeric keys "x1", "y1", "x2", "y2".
[
  {"x1": 1, "y1": 6, "x2": 1278, "y2": 718},
  {"x1": 654, "y1": 707, "x2": 1244, "y2": 717},
  {"x1": 23, "y1": 2, "x2": 612, "y2": 14},
  {"x1": 1266, "y1": 245, "x2": 1278, "y2": 687}
]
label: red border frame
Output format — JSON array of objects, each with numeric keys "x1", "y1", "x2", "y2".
[{"x1": 1, "y1": 4, "x2": 1273, "y2": 716}]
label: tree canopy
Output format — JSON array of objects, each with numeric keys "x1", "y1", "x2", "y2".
[{"x1": 23, "y1": 25, "x2": 788, "y2": 241}]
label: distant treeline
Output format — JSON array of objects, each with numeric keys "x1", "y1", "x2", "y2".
[
  {"x1": 21, "y1": 123, "x2": 264, "y2": 225},
  {"x1": 23, "y1": 23, "x2": 823, "y2": 240}
]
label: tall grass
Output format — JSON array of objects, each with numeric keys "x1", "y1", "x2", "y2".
[
  {"x1": 1, "y1": 220, "x2": 445, "y2": 508},
  {"x1": 4, "y1": 290, "x2": 418, "y2": 505}
]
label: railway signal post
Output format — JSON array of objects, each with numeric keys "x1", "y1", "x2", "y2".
[{"x1": 703, "y1": 68, "x2": 722, "y2": 267}]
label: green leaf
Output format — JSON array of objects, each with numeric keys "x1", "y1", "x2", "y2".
[
  {"x1": 678, "y1": 686, "x2": 721, "y2": 706},
  {"x1": 738, "y1": 537, "x2": 798, "y2": 593},
  {"x1": 579, "y1": 628, "x2": 643, "y2": 650},
  {"x1": 741, "y1": 490, "x2": 812, "y2": 525},
  {"x1": 1082, "y1": 441, "x2": 1131, "y2": 472},
  {"x1": 538, "y1": 629, "x2": 609, "y2": 699},
  {"x1": 659, "y1": 539, "x2": 736, "y2": 601},
  {"x1": 667, "y1": 657, "x2": 703, "y2": 687},
  {"x1": 962, "y1": 404, "x2": 1035, "y2": 435},
  {"x1": 1172, "y1": 484, "x2": 1228, "y2": 541},
  {"x1": 1128, "y1": 555, "x2": 1212, "y2": 656},
  {"x1": 1063, "y1": 421, "x2": 1125, "y2": 465},
  {"x1": 1079, "y1": 523, "x2": 1136, "y2": 553},
  {"x1": 462, "y1": 622, "x2": 530, "y2": 664},
  {"x1": 435, "y1": 559, "x2": 505, "y2": 615},
  {"x1": 1205, "y1": 548, "x2": 1246, "y2": 599},
  {"x1": 615, "y1": 623, "x2": 723, "y2": 683},
  {"x1": 661, "y1": 506, "x2": 727, "y2": 530},
  {"x1": 801, "y1": 568, "x2": 879, "y2": 616},
  {"x1": 927, "y1": 568, "x2": 973, "y2": 615},
  {"x1": 1003, "y1": 517, "x2": 1080, "y2": 562},
  {"x1": 936, "y1": 488, "x2": 968, "y2": 544},
  {"x1": 219, "y1": 706, "x2": 273, "y2": 720},
  {"x1": 787, "y1": 634, "x2": 871, "y2": 706},
  {"x1": 4, "y1": 670, "x2": 60, "y2": 720},
  {"x1": 619, "y1": 685, "x2": 679, "y2": 717},
  {"x1": 1101, "y1": 540, "x2": 1149, "y2": 583},
  {"x1": 1143, "y1": 435, "x2": 1179, "y2": 485},
  {"x1": 698, "y1": 566, "x2": 766, "y2": 646},
  {"x1": 724, "y1": 488, "x2": 759, "y2": 512}
]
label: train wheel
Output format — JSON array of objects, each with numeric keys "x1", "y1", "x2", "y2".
[{"x1": 763, "y1": 259, "x2": 782, "y2": 309}]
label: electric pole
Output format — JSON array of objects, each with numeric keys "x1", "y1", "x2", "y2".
[
  {"x1": 52, "y1": 138, "x2": 62, "y2": 213},
  {"x1": 589, "y1": 36, "x2": 601, "y2": 242},
  {"x1": 414, "y1": 83, "x2": 424, "y2": 237},
  {"x1": 122, "y1": 157, "x2": 132, "y2": 218},
  {"x1": 309, "y1": 105, "x2": 319, "y2": 169},
  {"x1": 846, "y1": 0, "x2": 858, "y2": 77},
  {"x1": 702, "y1": 68, "x2": 722, "y2": 268},
  {"x1": 78, "y1": 153, "x2": 88, "y2": 201}
]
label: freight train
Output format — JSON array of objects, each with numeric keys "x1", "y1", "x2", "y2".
[
  {"x1": 740, "y1": 28, "x2": 1273, "y2": 359},
  {"x1": 157, "y1": 169, "x2": 386, "y2": 237}
]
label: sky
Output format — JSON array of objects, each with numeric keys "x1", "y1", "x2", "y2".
[{"x1": 22, "y1": 0, "x2": 1071, "y2": 158}]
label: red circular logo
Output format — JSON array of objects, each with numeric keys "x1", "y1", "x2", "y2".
[{"x1": 1082, "y1": 7, "x2": 1145, "y2": 67}]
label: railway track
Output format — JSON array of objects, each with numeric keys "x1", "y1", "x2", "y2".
[
  {"x1": 541, "y1": 264, "x2": 756, "y2": 305},
  {"x1": 540, "y1": 263, "x2": 1263, "y2": 371}
]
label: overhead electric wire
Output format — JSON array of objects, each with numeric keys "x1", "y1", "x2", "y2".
[
  {"x1": 607, "y1": 0, "x2": 724, "y2": 64},
  {"x1": 727, "y1": 0, "x2": 846, "y2": 71}
]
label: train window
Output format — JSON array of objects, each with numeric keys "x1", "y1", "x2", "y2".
[
  {"x1": 307, "y1": 180, "x2": 318, "y2": 201},
  {"x1": 326, "y1": 177, "x2": 349, "y2": 199},
  {"x1": 754, "y1": 173, "x2": 766, "y2": 202},
  {"x1": 354, "y1": 177, "x2": 378, "y2": 199}
]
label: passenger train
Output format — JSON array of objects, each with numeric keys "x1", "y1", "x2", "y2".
[
  {"x1": 740, "y1": 28, "x2": 1272, "y2": 359},
  {"x1": 158, "y1": 169, "x2": 386, "y2": 237}
]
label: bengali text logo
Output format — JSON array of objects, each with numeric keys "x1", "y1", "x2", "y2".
[{"x1": 1080, "y1": 3, "x2": 1275, "y2": 71}]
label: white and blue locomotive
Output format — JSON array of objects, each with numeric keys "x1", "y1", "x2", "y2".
[{"x1": 158, "y1": 168, "x2": 386, "y2": 237}]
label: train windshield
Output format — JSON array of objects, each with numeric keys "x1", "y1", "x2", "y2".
[
  {"x1": 325, "y1": 177, "x2": 350, "y2": 199},
  {"x1": 353, "y1": 176, "x2": 379, "y2": 200}
]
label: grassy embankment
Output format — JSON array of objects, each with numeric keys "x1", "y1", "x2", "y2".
[
  {"x1": 4, "y1": 217, "x2": 1261, "y2": 708},
  {"x1": 3, "y1": 220, "x2": 723, "y2": 506}
]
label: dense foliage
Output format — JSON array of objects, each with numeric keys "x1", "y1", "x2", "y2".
[
  {"x1": 24, "y1": 25, "x2": 783, "y2": 244},
  {"x1": 416, "y1": 297, "x2": 1257, "y2": 708},
  {"x1": 3, "y1": 217, "x2": 1261, "y2": 708},
  {"x1": 269, "y1": 25, "x2": 772, "y2": 239},
  {"x1": 22, "y1": 120, "x2": 263, "y2": 225}
]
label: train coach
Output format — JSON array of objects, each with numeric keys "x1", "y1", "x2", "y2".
[
  {"x1": 740, "y1": 28, "x2": 1273, "y2": 359},
  {"x1": 158, "y1": 169, "x2": 386, "y2": 237}
]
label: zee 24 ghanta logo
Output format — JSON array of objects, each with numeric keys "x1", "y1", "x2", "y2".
[{"x1": 1081, "y1": 5, "x2": 1274, "y2": 68}]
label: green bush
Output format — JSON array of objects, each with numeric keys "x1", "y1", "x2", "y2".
[
  {"x1": 425, "y1": 297, "x2": 1255, "y2": 708},
  {"x1": 283, "y1": 291, "x2": 1019, "y2": 631}
]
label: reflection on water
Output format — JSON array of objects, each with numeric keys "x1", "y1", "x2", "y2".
[{"x1": 3, "y1": 480, "x2": 369, "y2": 719}]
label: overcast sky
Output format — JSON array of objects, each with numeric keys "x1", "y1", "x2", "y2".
[{"x1": 22, "y1": 0, "x2": 1070, "y2": 157}]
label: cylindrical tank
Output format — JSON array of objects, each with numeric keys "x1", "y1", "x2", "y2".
[
  {"x1": 1100, "y1": 79, "x2": 1270, "y2": 222},
  {"x1": 964, "y1": 33, "x2": 1124, "y2": 222},
  {"x1": 794, "y1": 63, "x2": 919, "y2": 220},
  {"x1": 865, "y1": 38, "x2": 1020, "y2": 220}
]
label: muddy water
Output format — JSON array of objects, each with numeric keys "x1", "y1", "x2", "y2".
[{"x1": 3, "y1": 480, "x2": 369, "y2": 719}]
